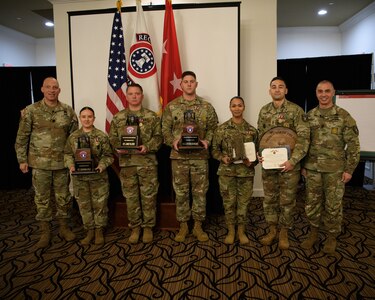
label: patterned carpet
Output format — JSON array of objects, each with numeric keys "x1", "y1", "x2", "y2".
[{"x1": 1, "y1": 186, "x2": 375, "y2": 299}]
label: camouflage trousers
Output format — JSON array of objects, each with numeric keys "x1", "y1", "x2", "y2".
[
  {"x1": 72, "y1": 174, "x2": 109, "y2": 230},
  {"x1": 32, "y1": 168, "x2": 72, "y2": 222},
  {"x1": 219, "y1": 175, "x2": 254, "y2": 225},
  {"x1": 261, "y1": 168, "x2": 300, "y2": 228},
  {"x1": 120, "y1": 165, "x2": 158, "y2": 228},
  {"x1": 305, "y1": 169, "x2": 345, "y2": 234},
  {"x1": 171, "y1": 159, "x2": 208, "y2": 222}
]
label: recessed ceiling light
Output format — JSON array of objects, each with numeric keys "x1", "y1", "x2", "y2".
[
  {"x1": 45, "y1": 21, "x2": 54, "y2": 27},
  {"x1": 318, "y1": 9, "x2": 328, "y2": 16}
]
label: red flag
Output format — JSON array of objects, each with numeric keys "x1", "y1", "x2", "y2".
[
  {"x1": 160, "y1": 0, "x2": 182, "y2": 109},
  {"x1": 105, "y1": 8, "x2": 129, "y2": 133}
]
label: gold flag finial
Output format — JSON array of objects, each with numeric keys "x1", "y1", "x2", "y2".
[{"x1": 116, "y1": 0, "x2": 122, "y2": 12}]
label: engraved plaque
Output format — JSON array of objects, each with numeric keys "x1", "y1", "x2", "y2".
[
  {"x1": 179, "y1": 110, "x2": 204, "y2": 150},
  {"x1": 72, "y1": 135, "x2": 96, "y2": 174},
  {"x1": 259, "y1": 127, "x2": 297, "y2": 151},
  {"x1": 116, "y1": 114, "x2": 142, "y2": 154}
]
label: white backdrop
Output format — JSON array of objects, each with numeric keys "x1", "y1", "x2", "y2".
[
  {"x1": 336, "y1": 92, "x2": 375, "y2": 153},
  {"x1": 69, "y1": 3, "x2": 240, "y2": 132}
]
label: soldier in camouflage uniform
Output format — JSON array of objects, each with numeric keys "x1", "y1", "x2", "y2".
[
  {"x1": 212, "y1": 97, "x2": 258, "y2": 245},
  {"x1": 300, "y1": 80, "x2": 360, "y2": 254},
  {"x1": 109, "y1": 83, "x2": 162, "y2": 244},
  {"x1": 64, "y1": 107, "x2": 114, "y2": 246},
  {"x1": 15, "y1": 77, "x2": 78, "y2": 248},
  {"x1": 162, "y1": 71, "x2": 218, "y2": 242},
  {"x1": 257, "y1": 77, "x2": 310, "y2": 250}
]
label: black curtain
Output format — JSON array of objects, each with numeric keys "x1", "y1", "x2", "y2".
[
  {"x1": 277, "y1": 54, "x2": 372, "y2": 111},
  {"x1": 277, "y1": 58, "x2": 309, "y2": 110},
  {"x1": 0, "y1": 67, "x2": 56, "y2": 189},
  {"x1": 277, "y1": 54, "x2": 372, "y2": 187}
]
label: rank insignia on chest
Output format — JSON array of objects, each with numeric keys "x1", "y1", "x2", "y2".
[
  {"x1": 331, "y1": 127, "x2": 338, "y2": 134},
  {"x1": 277, "y1": 114, "x2": 285, "y2": 124}
]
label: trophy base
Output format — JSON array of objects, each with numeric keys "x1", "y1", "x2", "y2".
[
  {"x1": 72, "y1": 170, "x2": 98, "y2": 175},
  {"x1": 178, "y1": 145, "x2": 205, "y2": 151},
  {"x1": 116, "y1": 147, "x2": 142, "y2": 155}
]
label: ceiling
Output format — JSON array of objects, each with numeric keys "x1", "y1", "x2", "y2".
[{"x1": 0, "y1": 0, "x2": 374, "y2": 38}]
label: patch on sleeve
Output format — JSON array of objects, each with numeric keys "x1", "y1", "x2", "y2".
[{"x1": 353, "y1": 125, "x2": 359, "y2": 135}]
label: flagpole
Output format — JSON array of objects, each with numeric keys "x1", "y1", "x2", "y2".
[{"x1": 116, "y1": 0, "x2": 122, "y2": 12}]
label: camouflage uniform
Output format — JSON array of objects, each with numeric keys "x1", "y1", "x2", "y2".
[
  {"x1": 257, "y1": 100, "x2": 310, "y2": 228},
  {"x1": 15, "y1": 99, "x2": 78, "y2": 221},
  {"x1": 212, "y1": 119, "x2": 258, "y2": 225},
  {"x1": 109, "y1": 107, "x2": 162, "y2": 229},
  {"x1": 162, "y1": 96, "x2": 218, "y2": 222},
  {"x1": 303, "y1": 105, "x2": 360, "y2": 234},
  {"x1": 64, "y1": 127, "x2": 114, "y2": 230}
]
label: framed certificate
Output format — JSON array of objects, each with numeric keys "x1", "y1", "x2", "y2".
[{"x1": 261, "y1": 147, "x2": 289, "y2": 169}]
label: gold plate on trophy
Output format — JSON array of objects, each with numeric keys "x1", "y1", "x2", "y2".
[{"x1": 259, "y1": 127, "x2": 297, "y2": 150}]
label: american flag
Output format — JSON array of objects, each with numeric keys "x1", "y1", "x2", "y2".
[{"x1": 105, "y1": 9, "x2": 131, "y2": 133}]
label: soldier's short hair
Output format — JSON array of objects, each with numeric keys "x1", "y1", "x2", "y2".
[
  {"x1": 270, "y1": 76, "x2": 287, "y2": 87},
  {"x1": 80, "y1": 106, "x2": 95, "y2": 116},
  {"x1": 126, "y1": 83, "x2": 143, "y2": 93},
  {"x1": 317, "y1": 79, "x2": 335, "y2": 89},
  {"x1": 181, "y1": 71, "x2": 196, "y2": 80},
  {"x1": 230, "y1": 96, "x2": 245, "y2": 106}
]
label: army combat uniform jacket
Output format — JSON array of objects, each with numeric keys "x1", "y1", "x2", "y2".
[
  {"x1": 109, "y1": 107, "x2": 162, "y2": 166},
  {"x1": 303, "y1": 105, "x2": 360, "y2": 174},
  {"x1": 257, "y1": 99, "x2": 310, "y2": 168},
  {"x1": 15, "y1": 99, "x2": 78, "y2": 170},
  {"x1": 162, "y1": 96, "x2": 218, "y2": 160},
  {"x1": 64, "y1": 127, "x2": 114, "y2": 180},
  {"x1": 212, "y1": 119, "x2": 258, "y2": 177}
]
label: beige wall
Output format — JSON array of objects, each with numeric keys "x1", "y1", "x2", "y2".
[{"x1": 51, "y1": 0, "x2": 277, "y2": 196}]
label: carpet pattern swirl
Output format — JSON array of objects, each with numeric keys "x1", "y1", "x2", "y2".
[{"x1": 1, "y1": 187, "x2": 375, "y2": 299}]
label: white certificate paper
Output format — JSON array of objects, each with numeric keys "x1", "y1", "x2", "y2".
[
  {"x1": 261, "y1": 147, "x2": 288, "y2": 169},
  {"x1": 244, "y1": 142, "x2": 256, "y2": 162}
]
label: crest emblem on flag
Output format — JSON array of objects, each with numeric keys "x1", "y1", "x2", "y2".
[{"x1": 129, "y1": 34, "x2": 157, "y2": 78}]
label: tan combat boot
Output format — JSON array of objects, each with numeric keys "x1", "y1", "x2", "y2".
[
  {"x1": 80, "y1": 229, "x2": 94, "y2": 245},
  {"x1": 129, "y1": 226, "x2": 141, "y2": 244},
  {"x1": 237, "y1": 224, "x2": 250, "y2": 245},
  {"x1": 36, "y1": 221, "x2": 50, "y2": 248},
  {"x1": 193, "y1": 221, "x2": 209, "y2": 242},
  {"x1": 300, "y1": 227, "x2": 319, "y2": 250},
  {"x1": 323, "y1": 234, "x2": 337, "y2": 254},
  {"x1": 58, "y1": 219, "x2": 76, "y2": 242},
  {"x1": 278, "y1": 227, "x2": 289, "y2": 250},
  {"x1": 260, "y1": 225, "x2": 277, "y2": 246},
  {"x1": 95, "y1": 228, "x2": 104, "y2": 245},
  {"x1": 224, "y1": 224, "x2": 235, "y2": 245},
  {"x1": 143, "y1": 227, "x2": 153, "y2": 243},
  {"x1": 175, "y1": 222, "x2": 189, "y2": 242}
]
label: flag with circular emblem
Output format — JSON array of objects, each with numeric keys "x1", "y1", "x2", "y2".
[{"x1": 128, "y1": 0, "x2": 161, "y2": 114}]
